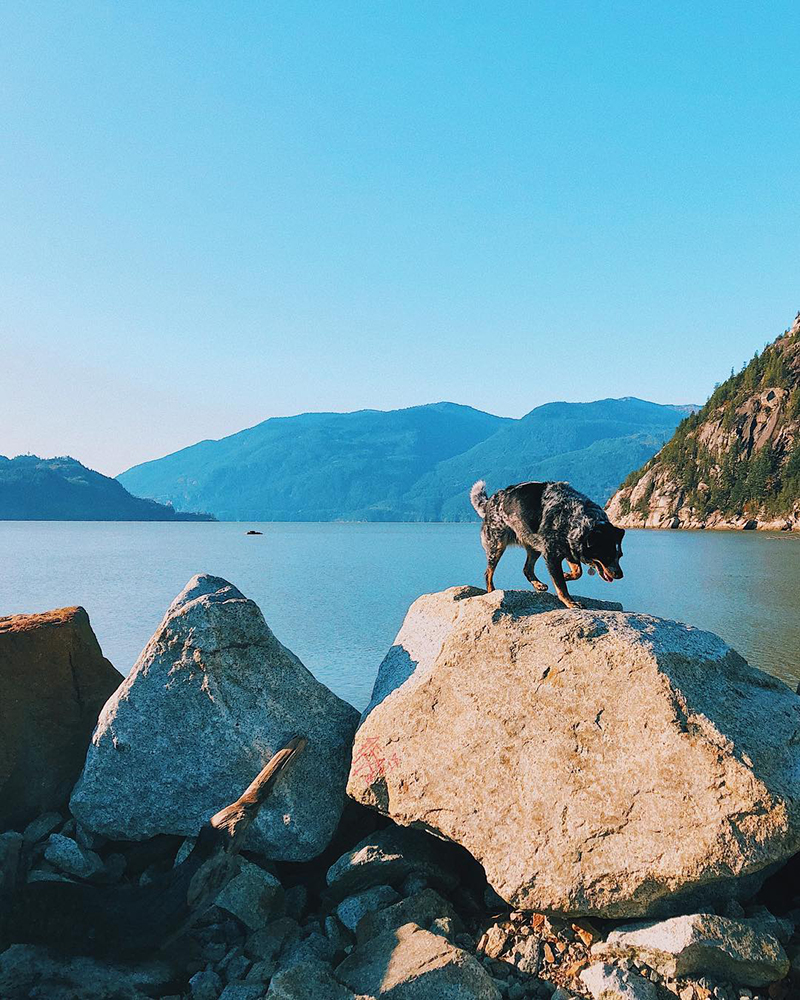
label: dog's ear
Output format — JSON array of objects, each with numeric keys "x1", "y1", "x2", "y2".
[{"x1": 614, "y1": 526, "x2": 625, "y2": 540}]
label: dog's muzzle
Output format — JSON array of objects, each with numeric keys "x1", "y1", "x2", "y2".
[{"x1": 595, "y1": 562, "x2": 623, "y2": 582}]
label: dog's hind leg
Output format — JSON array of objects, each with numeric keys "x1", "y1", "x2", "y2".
[
  {"x1": 482, "y1": 530, "x2": 508, "y2": 593},
  {"x1": 523, "y1": 547, "x2": 548, "y2": 592}
]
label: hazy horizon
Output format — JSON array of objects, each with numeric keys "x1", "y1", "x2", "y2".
[{"x1": 3, "y1": 393, "x2": 701, "y2": 477}]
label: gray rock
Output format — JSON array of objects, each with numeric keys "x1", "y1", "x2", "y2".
[
  {"x1": 190, "y1": 969, "x2": 224, "y2": 1000},
  {"x1": 509, "y1": 934, "x2": 542, "y2": 975},
  {"x1": 218, "y1": 985, "x2": 265, "y2": 1000},
  {"x1": 348, "y1": 586, "x2": 800, "y2": 917},
  {"x1": 593, "y1": 912, "x2": 790, "y2": 986},
  {"x1": 580, "y1": 963, "x2": 658, "y2": 1000},
  {"x1": 266, "y1": 958, "x2": 356, "y2": 999},
  {"x1": 325, "y1": 914, "x2": 354, "y2": 952},
  {"x1": 337, "y1": 884, "x2": 400, "y2": 933},
  {"x1": 71, "y1": 575, "x2": 359, "y2": 859},
  {"x1": 245, "y1": 958, "x2": 276, "y2": 983},
  {"x1": 22, "y1": 811, "x2": 63, "y2": 844},
  {"x1": 227, "y1": 957, "x2": 253, "y2": 983},
  {"x1": 479, "y1": 923, "x2": 511, "y2": 958},
  {"x1": 75, "y1": 822, "x2": 106, "y2": 851},
  {"x1": 0, "y1": 944, "x2": 174, "y2": 1000},
  {"x1": 216, "y1": 858, "x2": 284, "y2": 931},
  {"x1": 742, "y1": 905, "x2": 794, "y2": 944},
  {"x1": 355, "y1": 886, "x2": 463, "y2": 945},
  {"x1": 279, "y1": 930, "x2": 337, "y2": 969},
  {"x1": 336, "y1": 920, "x2": 502, "y2": 998},
  {"x1": 44, "y1": 833, "x2": 104, "y2": 880},
  {"x1": 327, "y1": 824, "x2": 459, "y2": 899},
  {"x1": 244, "y1": 917, "x2": 301, "y2": 962}
]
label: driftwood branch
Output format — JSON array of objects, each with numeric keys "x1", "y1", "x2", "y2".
[{"x1": 5, "y1": 736, "x2": 307, "y2": 957}]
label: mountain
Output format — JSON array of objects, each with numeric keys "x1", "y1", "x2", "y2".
[
  {"x1": 398, "y1": 398, "x2": 694, "y2": 520},
  {"x1": 118, "y1": 403, "x2": 510, "y2": 521},
  {"x1": 606, "y1": 313, "x2": 800, "y2": 531},
  {"x1": 118, "y1": 398, "x2": 690, "y2": 522},
  {"x1": 0, "y1": 456, "x2": 215, "y2": 521}
]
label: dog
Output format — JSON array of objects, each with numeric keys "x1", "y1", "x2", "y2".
[{"x1": 470, "y1": 479, "x2": 625, "y2": 609}]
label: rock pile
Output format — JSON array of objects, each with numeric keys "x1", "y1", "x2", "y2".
[{"x1": 1, "y1": 579, "x2": 799, "y2": 1000}]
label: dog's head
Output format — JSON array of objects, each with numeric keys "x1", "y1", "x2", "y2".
[{"x1": 583, "y1": 521, "x2": 625, "y2": 582}]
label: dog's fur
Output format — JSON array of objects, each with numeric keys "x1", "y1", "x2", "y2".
[{"x1": 470, "y1": 480, "x2": 625, "y2": 608}]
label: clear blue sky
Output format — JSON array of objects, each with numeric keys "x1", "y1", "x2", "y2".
[{"x1": 1, "y1": 2, "x2": 799, "y2": 475}]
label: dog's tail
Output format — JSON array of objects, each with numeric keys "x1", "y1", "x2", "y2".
[{"x1": 470, "y1": 479, "x2": 489, "y2": 518}]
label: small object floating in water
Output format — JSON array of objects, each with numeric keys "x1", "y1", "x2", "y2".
[{"x1": 246, "y1": 530, "x2": 263, "y2": 535}]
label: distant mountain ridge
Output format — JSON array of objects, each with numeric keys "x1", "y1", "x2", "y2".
[
  {"x1": 607, "y1": 314, "x2": 800, "y2": 531},
  {"x1": 0, "y1": 456, "x2": 215, "y2": 521},
  {"x1": 118, "y1": 397, "x2": 692, "y2": 522}
]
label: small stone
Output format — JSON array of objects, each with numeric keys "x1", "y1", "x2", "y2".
[
  {"x1": 278, "y1": 931, "x2": 336, "y2": 969},
  {"x1": 581, "y1": 962, "x2": 658, "y2": 999},
  {"x1": 74, "y1": 822, "x2": 106, "y2": 851},
  {"x1": 245, "y1": 958, "x2": 276, "y2": 983},
  {"x1": 336, "y1": 884, "x2": 399, "y2": 933},
  {"x1": 511, "y1": 935, "x2": 542, "y2": 976},
  {"x1": 324, "y1": 915, "x2": 352, "y2": 953},
  {"x1": 218, "y1": 985, "x2": 264, "y2": 1000},
  {"x1": 203, "y1": 942, "x2": 228, "y2": 964},
  {"x1": 26, "y1": 868, "x2": 72, "y2": 883},
  {"x1": 543, "y1": 942, "x2": 556, "y2": 964},
  {"x1": 216, "y1": 859, "x2": 284, "y2": 931},
  {"x1": 22, "y1": 812, "x2": 63, "y2": 845},
  {"x1": 572, "y1": 919, "x2": 599, "y2": 948},
  {"x1": 44, "y1": 833, "x2": 104, "y2": 880},
  {"x1": 245, "y1": 918, "x2": 300, "y2": 962},
  {"x1": 480, "y1": 923, "x2": 512, "y2": 958},
  {"x1": 266, "y1": 957, "x2": 355, "y2": 999},
  {"x1": 189, "y1": 969, "x2": 224, "y2": 1000},
  {"x1": 430, "y1": 915, "x2": 457, "y2": 940},
  {"x1": 174, "y1": 836, "x2": 197, "y2": 867},
  {"x1": 224, "y1": 954, "x2": 252, "y2": 983}
]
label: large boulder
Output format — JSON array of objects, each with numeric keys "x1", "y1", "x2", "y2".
[
  {"x1": 347, "y1": 586, "x2": 800, "y2": 918},
  {"x1": 0, "y1": 607, "x2": 121, "y2": 830},
  {"x1": 71, "y1": 575, "x2": 359, "y2": 859}
]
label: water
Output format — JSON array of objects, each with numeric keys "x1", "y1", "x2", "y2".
[{"x1": 0, "y1": 522, "x2": 797, "y2": 709}]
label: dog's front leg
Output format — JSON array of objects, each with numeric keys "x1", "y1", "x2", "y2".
[
  {"x1": 563, "y1": 560, "x2": 583, "y2": 582},
  {"x1": 545, "y1": 553, "x2": 582, "y2": 609}
]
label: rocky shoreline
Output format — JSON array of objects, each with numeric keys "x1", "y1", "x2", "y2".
[{"x1": 1, "y1": 576, "x2": 799, "y2": 1000}]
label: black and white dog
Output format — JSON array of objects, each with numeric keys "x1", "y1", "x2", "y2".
[{"x1": 470, "y1": 480, "x2": 625, "y2": 609}]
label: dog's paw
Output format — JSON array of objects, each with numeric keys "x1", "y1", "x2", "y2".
[
  {"x1": 563, "y1": 599, "x2": 583, "y2": 610},
  {"x1": 532, "y1": 581, "x2": 548, "y2": 592}
]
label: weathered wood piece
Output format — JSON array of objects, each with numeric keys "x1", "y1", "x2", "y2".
[{"x1": 3, "y1": 736, "x2": 306, "y2": 957}]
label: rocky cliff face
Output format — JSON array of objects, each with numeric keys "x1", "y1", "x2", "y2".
[{"x1": 606, "y1": 314, "x2": 800, "y2": 531}]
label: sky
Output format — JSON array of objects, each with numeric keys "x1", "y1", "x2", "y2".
[{"x1": 1, "y1": 2, "x2": 799, "y2": 476}]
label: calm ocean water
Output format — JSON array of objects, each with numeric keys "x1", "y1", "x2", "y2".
[{"x1": 0, "y1": 522, "x2": 797, "y2": 709}]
